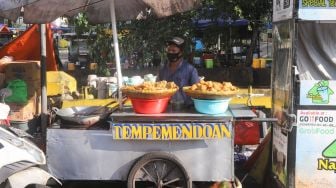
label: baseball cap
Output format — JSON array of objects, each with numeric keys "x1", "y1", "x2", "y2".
[{"x1": 166, "y1": 37, "x2": 185, "y2": 48}]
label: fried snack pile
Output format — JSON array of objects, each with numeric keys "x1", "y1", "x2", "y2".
[
  {"x1": 122, "y1": 81, "x2": 178, "y2": 93},
  {"x1": 190, "y1": 80, "x2": 238, "y2": 93}
]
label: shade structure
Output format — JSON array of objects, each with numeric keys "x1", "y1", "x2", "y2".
[{"x1": 0, "y1": 0, "x2": 200, "y2": 23}]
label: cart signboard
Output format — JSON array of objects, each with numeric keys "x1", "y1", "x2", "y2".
[
  {"x1": 296, "y1": 110, "x2": 336, "y2": 188},
  {"x1": 111, "y1": 122, "x2": 232, "y2": 140},
  {"x1": 299, "y1": 0, "x2": 336, "y2": 20},
  {"x1": 300, "y1": 80, "x2": 336, "y2": 106},
  {"x1": 273, "y1": 0, "x2": 294, "y2": 22}
]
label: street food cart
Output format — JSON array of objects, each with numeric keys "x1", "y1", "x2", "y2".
[
  {"x1": 47, "y1": 104, "x2": 256, "y2": 186},
  {"x1": 271, "y1": 0, "x2": 336, "y2": 188}
]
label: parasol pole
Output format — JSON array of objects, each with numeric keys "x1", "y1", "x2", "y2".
[
  {"x1": 110, "y1": 0, "x2": 123, "y2": 109},
  {"x1": 40, "y1": 24, "x2": 47, "y2": 144}
]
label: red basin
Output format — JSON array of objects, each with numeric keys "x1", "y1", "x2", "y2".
[{"x1": 130, "y1": 97, "x2": 170, "y2": 114}]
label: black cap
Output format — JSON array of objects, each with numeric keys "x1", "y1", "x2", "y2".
[{"x1": 167, "y1": 37, "x2": 185, "y2": 48}]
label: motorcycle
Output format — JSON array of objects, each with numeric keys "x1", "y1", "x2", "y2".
[{"x1": 0, "y1": 88, "x2": 61, "y2": 188}]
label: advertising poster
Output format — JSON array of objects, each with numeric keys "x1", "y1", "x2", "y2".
[
  {"x1": 296, "y1": 110, "x2": 336, "y2": 188},
  {"x1": 299, "y1": 0, "x2": 336, "y2": 20},
  {"x1": 272, "y1": 125, "x2": 288, "y2": 186},
  {"x1": 273, "y1": 0, "x2": 294, "y2": 22},
  {"x1": 300, "y1": 80, "x2": 336, "y2": 106}
]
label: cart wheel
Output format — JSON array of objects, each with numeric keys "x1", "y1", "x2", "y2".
[{"x1": 127, "y1": 152, "x2": 191, "y2": 188}]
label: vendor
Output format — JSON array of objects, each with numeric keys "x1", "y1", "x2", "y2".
[{"x1": 158, "y1": 36, "x2": 200, "y2": 106}]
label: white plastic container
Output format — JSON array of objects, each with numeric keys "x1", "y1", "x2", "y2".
[
  {"x1": 0, "y1": 103, "x2": 10, "y2": 119},
  {"x1": 97, "y1": 78, "x2": 108, "y2": 99},
  {"x1": 144, "y1": 74, "x2": 157, "y2": 83},
  {"x1": 108, "y1": 77, "x2": 117, "y2": 84},
  {"x1": 129, "y1": 76, "x2": 143, "y2": 85},
  {"x1": 87, "y1": 74, "x2": 97, "y2": 88}
]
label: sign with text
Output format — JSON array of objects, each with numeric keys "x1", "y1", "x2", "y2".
[
  {"x1": 111, "y1": 122, "x2": 232, "y2": 140},
  {"x1": 300, "y1": 80, "x2": 336, "y2": 106},
  {"x1": 296, "y1": 110, "x2": 336, "y2": 188},
  {"x1": 273, "y1": 0, "x2": 294, "y2": 22},
  {"x1": 299, "y1": 0, "x2": 336, "y2": 20}
]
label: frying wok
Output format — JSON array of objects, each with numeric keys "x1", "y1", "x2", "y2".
[{"x1": 53, "y1": 106, "x2": 115, "y2": 128}]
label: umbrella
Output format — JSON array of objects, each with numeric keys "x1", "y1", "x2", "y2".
[
  {"x1": 0, "y1": 0, "x2": 201, "y2": 138},
  {"x1": 0, "y1": 0, "x2": 200, "y2": 23}
]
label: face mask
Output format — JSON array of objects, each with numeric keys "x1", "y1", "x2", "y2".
[{"x1": 167, "y1": 52, "x2": 181, "y2": 62}]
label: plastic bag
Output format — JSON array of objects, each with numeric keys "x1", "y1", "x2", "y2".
[
  {"x1": 5, "y1": 79, "x2": 28, "y2": 103},
  {"x1": 234, "y1": 121, "x2": 260, "y2": 145}
]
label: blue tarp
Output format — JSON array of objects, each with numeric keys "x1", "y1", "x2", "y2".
[
  {"x1": 195, "y1": 39, "x2": 204, "y2": 51},
  {"x1": 194, "y1": 18, "x2": 249, "y2": 29}
]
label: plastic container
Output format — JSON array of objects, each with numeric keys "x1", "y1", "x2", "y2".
[
  {"x1": 130, "y1": 97, "x2": 170, "y2": 114},
  {"x1": 260, "y1": 58, "x2": 266, "y2": 68},
  {"x1": 89, "y1": 63, "x2": 98, "y2": 70},
  {"x1": 67, "y1": 63, "x2": 75, "y2": 71},
  {"x1": 252, "y1": 58, "x2": 260, "y2": 69},
  {"x1": 193, "y1": 57, "x2": 201, "y2": 66},
  {"x1": 47, "y1": 71, "x2": 77, "y2": 96},
  {"x1": 144, "y1": 74, "x2": 157, "y2": 83},
  {"x1": 87, "y1": 74, "x2": 97, "y2": 88},
  {"x1": 128, "y1": 76, "x2": 143, "y2": 86},
  {"x1": 204, "y1": 59, "x2": 214, "y2": 69},
  {"x1": 192, "y1": 98, "x2": 231, "y2": 115},
  {"x1": 0, "y1": 103, "x2": 10, "y2": 119}
]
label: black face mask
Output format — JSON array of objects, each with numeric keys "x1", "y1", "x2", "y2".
[{"x1": 167, "y1": 52, "x2": 181, "y2": 62}]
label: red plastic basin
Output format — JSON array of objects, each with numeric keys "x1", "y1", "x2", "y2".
[{"x1": 130, "y1": 97, "x2": 170, "y2": 114}]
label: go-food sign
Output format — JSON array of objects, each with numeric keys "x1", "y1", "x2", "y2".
[{"x1": 296, "y1": 110, "x2": 336, "y2": 186}]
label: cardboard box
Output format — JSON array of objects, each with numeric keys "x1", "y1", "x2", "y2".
[
  {"x1": 5, "y1": 61, "x2": 40, "y2": 82},
  {"x1": 26, "y1": 79, "x2": 41, "y2": 98},
  {"x1": 8, "y1": 96, "x2": 38, "y2": 121}
]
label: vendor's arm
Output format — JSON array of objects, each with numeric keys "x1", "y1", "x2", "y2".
[
  {"x1": 157, "y1": 67, "x2": 165, "y2": 81},
  {"x1": 189, "y1": 67, "x2": 200, "y2": 85}
]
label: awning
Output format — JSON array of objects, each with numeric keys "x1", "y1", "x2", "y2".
[
  {"x1": 194, "y1": 18, "x2": 249, "y2": 30},
  {"x1": 0, "y1": 0, "x2": 201, "y2": 23},
  {"x1": 0, "y1": 24, "x2": 11, "y2": 34}
]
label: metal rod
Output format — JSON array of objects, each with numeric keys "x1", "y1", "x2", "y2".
[
  {"x1": 110, "y1": 0, "x2": 123, "y2": 109},
  {"x1": 40, "y1": 24, "x2": 47, "y2": 144}
]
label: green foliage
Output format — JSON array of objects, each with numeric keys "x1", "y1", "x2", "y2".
[
  {"x1": 87, "y1": 25, "x2": 114, "y2": 76},
  {"x1": 71, "y1": 0, "x2": 272, "y2": 70},
  {"x1": 73, "y1": 13, "x2": 90, "y2": 35},
  {"x1": 118, "y1": 11, "x2": 196, "y2": 64}
]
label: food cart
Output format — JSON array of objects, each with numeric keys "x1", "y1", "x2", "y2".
[
  {"x1": 47, "y1": 103, "x2": 257, "y2": 186},
  {"x1": 47, "y1": 80, "x2": 262, "y2": 186},
  {"x1": 271, "y1": 0, "x2": 336, "y2": 188}
]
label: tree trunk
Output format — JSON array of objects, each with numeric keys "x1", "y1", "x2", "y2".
[{"x1": 246, "y1": 22, "x2": 260, "y2": 66}]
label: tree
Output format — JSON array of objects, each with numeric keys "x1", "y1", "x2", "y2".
[
  {"x1": 71, "y1": 0, "x2": 272, "y2": 70},
  {"x1": 236, "y1": 0, "x2": 272, "y2": 65},
  {"x1": 118, "y1": 11, "x2": 197, "y2": 66},
  {"x1": 199, "y1": 0, "x2": 272, "y2": 64}
]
